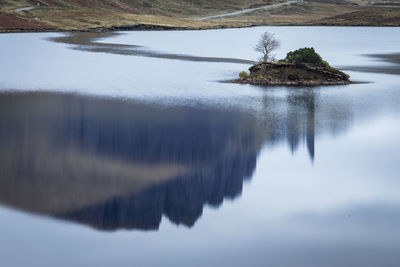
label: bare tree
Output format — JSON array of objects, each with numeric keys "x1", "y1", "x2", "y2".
[{"x1": 254, "y1": 32, "x2": 281, "y2": 62}]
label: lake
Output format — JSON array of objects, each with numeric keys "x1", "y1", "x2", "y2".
[{"x1": 0, "y1": 26, "x2": 400, "y2": 267}]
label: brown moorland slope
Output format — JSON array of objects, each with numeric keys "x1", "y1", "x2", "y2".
[{"x1": 0, "y1": 0, "x2": 399, "y2": 32}]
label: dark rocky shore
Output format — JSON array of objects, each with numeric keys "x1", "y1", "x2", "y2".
[{"x1": 234, "y1": 62, "x2": 351, "y2": 86}]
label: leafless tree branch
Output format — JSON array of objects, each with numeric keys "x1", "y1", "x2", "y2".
[{"x1": 254, "y1": 32, "x2": 281, "y2": 62}]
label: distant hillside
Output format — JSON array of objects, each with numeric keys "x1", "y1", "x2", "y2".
[
  {"x1": 0, "y1": 0, "x2": 399, "y2": 31},
  {"x1": 1, "y1": 0, "x2": 270, "y2": 14},
  {"x1": 0, "y1": 0, "x2": 272, "y2": 30}
]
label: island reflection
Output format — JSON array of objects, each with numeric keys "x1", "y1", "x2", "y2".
[{"x1": 0, "y1": 90, "x2": 350, "y2": 231}]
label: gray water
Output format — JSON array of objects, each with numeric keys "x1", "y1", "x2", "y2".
[{"x1": 0, "y1": 27, "x2": 400, "y2": 267}]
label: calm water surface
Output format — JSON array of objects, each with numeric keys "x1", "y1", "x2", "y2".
[{"x1": 0, "y1": 27, "x2": 400, "y2": 267}]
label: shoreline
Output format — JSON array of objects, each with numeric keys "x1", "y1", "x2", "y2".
[
  {"x1": 233, "y1": 62, "x2": 352, "y2": 87},
  {"x1": 232, "y1": 79, "x2": 353, "y2": 86},
  {"x1": 1, "y1": 22, "x2": 400, "y2": 34}
]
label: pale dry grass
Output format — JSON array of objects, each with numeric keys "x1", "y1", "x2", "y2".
[{"x1": 1, "y1": 0, "x2": 399, "y2": 31}]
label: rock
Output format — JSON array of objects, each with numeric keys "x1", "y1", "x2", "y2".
[{"x1": 233, "y1": 62, "x2": 351, "y2": 86}]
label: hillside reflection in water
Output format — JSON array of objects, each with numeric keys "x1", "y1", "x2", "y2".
[{"x1": 0, "y1": 89, "x2": 348, "y2": 231}]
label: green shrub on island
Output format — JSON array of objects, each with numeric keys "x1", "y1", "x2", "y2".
[
  {"x1": 285, "y1": 47, "x2": 331, "y2": 68},
  {"x1": 239, "y1": 71, "x2": 249, "y2": 78}
]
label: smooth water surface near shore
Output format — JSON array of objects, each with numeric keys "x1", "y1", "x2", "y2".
[{"x1": 0, "y1": 27, "x2": 400, "y2": 267}]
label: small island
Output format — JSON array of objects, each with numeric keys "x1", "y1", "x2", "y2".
[
  {"x1": 234, "y1": 33, "x2": 351, "y2": 86},
  {"x1": 234, "y1": 60, "x2": 351, "y2": 86}
]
